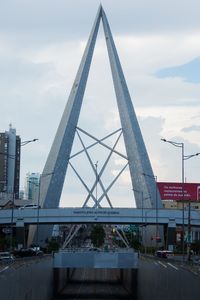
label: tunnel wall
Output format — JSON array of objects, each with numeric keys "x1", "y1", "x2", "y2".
[
  {"x1": 120, "y1": 268, "x2": 138, "y2": 299},
  {"x1": 53, "y1": 268, "x2": 74, "y2": 296},
  {"x1": 0, "y1": 256, "x2": 53, "y2": 300}
]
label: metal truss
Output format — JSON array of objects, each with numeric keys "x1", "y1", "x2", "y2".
[
  {"x1": 62, "y1": 127, "x2": 130, "y2": 248},
  {"x1": 70, "y1": 127, "x2": 127, "y2": 208}
]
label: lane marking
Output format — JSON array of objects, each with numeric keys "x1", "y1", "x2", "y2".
[
  {"x1": 188, "y1": 269, "x2": 199, "y2": 276},
  {"x1": 0, "y1": 266, "x2": 9, "y2": 273},
  {"x1": 189, "y1": 270, "x2": 198, "y2": 276},
  {"x1": 167, "y1": 262, "x2": 179, "y2": 271},
  {"x1": 158, "y1": 260, "x2": 167, "y2": 268},
  {"x1": 154, "y1": 262, "x2": 158, "y2": 266}
]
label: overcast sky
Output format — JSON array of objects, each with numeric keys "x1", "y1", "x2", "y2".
[{"x1": 0, "y1": 0, "x2": 200, "y2": 207}]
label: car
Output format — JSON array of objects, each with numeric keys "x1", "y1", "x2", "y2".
[
  {"x1": 88, "y1": 247, "x2": 101, "y2": 252},
  {"x1": 13, "y1": 248, "x2": 43, "y2": 258},
  {"x1": 19, "y1": 204, "x2": 40, "y2": 209},
  {"x1": 193, "y1": 257, "x2": 200, "y2": 264},
  {"x1": 155, "y1": 250, "x2": 174, "y2": 259},
  {"x1": 0, "y1": 252, "x2": 14, "y2": 261}
]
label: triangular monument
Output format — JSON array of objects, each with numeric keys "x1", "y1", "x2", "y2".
[{"x1": 28, "y1": 6, "x2": 162, "y2": 245}]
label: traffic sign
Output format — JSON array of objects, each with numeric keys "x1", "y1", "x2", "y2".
[{"x1": 2, "y1": 227, "x2": 12, "y2": 234}]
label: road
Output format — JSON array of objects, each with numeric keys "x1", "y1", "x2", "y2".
[
  {"x1": 53, "y1": 255, "x2": 200, "y2": 300},
  {"x1": 137, "y1": 255, "x2": 200, "y2": 300},
  {"x1": 54, "y1": 268, "x2": 132, "y2": 300}
]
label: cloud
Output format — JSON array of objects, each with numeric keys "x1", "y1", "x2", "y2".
[
  {"x1": 182, "y1": 125, "x2": 200, "y2": 132},
  {"x1": 155, "y1": 57, "x2": 200, "y2": 83},
  {"x1": 0, "y1": 1, "x2": 200, "y2": 207}
]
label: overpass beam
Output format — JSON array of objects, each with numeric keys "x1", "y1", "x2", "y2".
[
  {"x1": 16, "y1": 220, "x2": 25, "y2": 249},
  {"x1": 166, "y1": 219, "x2": 176, "y2": 251}
]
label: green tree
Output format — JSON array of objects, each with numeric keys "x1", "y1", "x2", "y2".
[
  {"x1": 90, "y1": 225, "x2": 105, "y2": 248},
  {"x1": 46, "y1": 238, "x2": 60, "y2": 253}
]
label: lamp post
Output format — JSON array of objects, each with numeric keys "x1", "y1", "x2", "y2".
[
  {"x1": 132, "y1": 188, "x2": 144, "y2": 247},
  {"x1": 94, "y1": 161, "x2": 98, "y2": 208},
  {"x1": 142, "y1": 173, "x2": 159, "y2": 248},
  {"x1": 9, "y1": 138, "x2": 39, "y2": 251},
  {"x1": 144, "y1": 209, "x2": 154, "y2": 254},
  {"x1": 183, "y1": 152, "x2": 200, "y2": 261},
  {"x1": 29, "y1": 172, "x2": 54, "y2": 248},
  {"x1": 27, "y1": 178, "x2": 40, "y2": 248},
  {"x1": 161, "y1": 138, "x2": 200, "y2": 261},
  {"x1": 20, "y1": 138, "x2": 39, "y2": 146}
]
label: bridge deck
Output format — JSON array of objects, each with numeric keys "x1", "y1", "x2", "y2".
[{"x1": 0, "y1": 207, "x2": 200, "y2": 226}]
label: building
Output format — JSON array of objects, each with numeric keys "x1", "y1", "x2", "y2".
[
  {"x1": 0, "y1": 125, "x2": 21, "y2": 200},
  {"x1": 24, "y1": 172, "x2": 40, "y2": 203}
]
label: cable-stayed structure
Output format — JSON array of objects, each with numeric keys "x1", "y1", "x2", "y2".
[{"x1": 28, "y1": 5, "x2": 162, "y2": 246}]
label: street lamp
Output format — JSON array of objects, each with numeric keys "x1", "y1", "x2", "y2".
[
  {"x1": 132, "y1": 188, "x2": 144, "y2": 247},
  {"x1": 94, "y1": 161, "x2": 98, "y2": 208},
  {"x1": 142, "y1": 173, "x2": 159, "y2": 248},
  {"x1": 28, "y1": 171, "x2": 54, "y2": 248},
  {"x1": 27, "y1": 178, "x2": 40, "y2": 248},
  {"x1": 35, "y1": 172, "x2": 54, "y2": 248},
  {"x1": 9, "y1": 138, "x2": 39, "y2": 250},
  {"x1": 161, "y1": 138, "x2": 200, "y2": 261},
  {"x1": 21, "y1": 138, "x2": 39, "y2": 146},
  {"x1": 184, "y1": 153, "x2": 200, "y2": 261},
  {"x1": 144, "y1": 208, "x2": 155, "y2": 254}
]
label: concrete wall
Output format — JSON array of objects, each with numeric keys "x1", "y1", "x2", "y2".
[
  {"x1": 0, "y1": 256, "x2": 53, "y2": 300},
  {"x1": 53, "y1": 267, "x2": 138, "y2": 299},
  {"x1": 120, "y1": 268, "x2": 138, "y2": 299},
  {"x1": 54, "y1": 249, "x2": 138, "y2": 269},
  {"x1": 53, "y1": 268, "x2": 74, "y2": 296}
]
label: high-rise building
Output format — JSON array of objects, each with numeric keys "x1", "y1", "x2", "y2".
[
  {"x1": 0, "y1": 124, "x2": 21, "y2": 200},
  {"x1": 24, "y1": 172, "x2": 40, "y2": 202}
]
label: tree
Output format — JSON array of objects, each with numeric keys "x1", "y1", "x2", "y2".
[
  {"x1": 46, "y1": 237, "x2": 60, "y2": 253},
  {"x1": 90, "y1": 225, "x2": 105, "y2": 248}
]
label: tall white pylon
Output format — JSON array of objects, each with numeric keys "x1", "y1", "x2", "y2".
[{"x1": 28, "y1": 5, "x2": 162, "y2": 245}]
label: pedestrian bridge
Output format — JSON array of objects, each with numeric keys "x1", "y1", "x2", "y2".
[{"x1": 0, "y1": 207, "x2": 200, "y2": 226}]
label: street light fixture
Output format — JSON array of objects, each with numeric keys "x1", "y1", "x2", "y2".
[
  {"x1": 161, "y1": 138, "x2": 200, "y2": 261},
  {"x1": 132, "y1": 188, "x2": 144, "y2": 247},
  {"x1": 36, "y1": 172, "x2": 54, "y2": 248},
  {"x1": 94, "y1": 161, "x2": 98, "y2": 208},
  {"x1": 142, "y1": 173, "x2": 159, "y2": 247},
  {"x1": 28, "y1": 171, "x2": 54, "y2": 248},
  {"x1": 9, "y1": 138, "x2": 39, "y2": 251},
  {"x1": 144, "y1": 209, "x2": 153, "y2": 254},
  {"x1": 21, "y1": 138, "x2": 39, "y2": 146}
]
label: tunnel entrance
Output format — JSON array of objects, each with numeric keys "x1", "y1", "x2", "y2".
[{"x1": 54, "y1": 268, "x2": 137, "y2": 299}]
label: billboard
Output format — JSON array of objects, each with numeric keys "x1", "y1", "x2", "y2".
[{"x1": 157, "y1": 182, "x2": 200, "y2": 202}]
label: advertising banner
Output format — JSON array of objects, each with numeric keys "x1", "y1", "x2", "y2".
[{"x1": 157, "y1": 182, "x2": 200, "y2": 202}]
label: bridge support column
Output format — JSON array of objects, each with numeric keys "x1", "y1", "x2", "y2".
[
  {"x1": 16, "y1": 220, "x2": 25, "y2": 249},
  {"x1": 166, "y1": 219, "x2": 176, "y2": 251}
]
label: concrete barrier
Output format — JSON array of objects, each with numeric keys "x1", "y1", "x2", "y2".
[{"x1": 54, "y1": 249, "x2": 138, "y2": 269}]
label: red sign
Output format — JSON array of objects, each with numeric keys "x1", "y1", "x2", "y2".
[{"x1": 157, "y1": 182, "x2": 200, "y2": 202}]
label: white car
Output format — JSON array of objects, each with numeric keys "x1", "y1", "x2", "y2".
[
  {"x1": 0, "y1": 252, "x2": 14, "y2": 261},
  {"x1": 19, "y1": 204, "x2": 40, "y2": 209}
]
